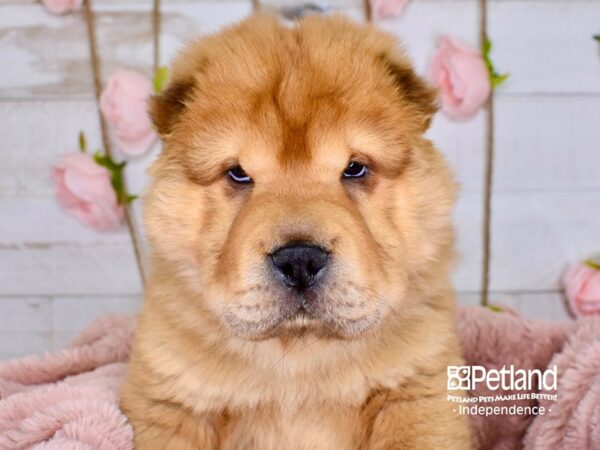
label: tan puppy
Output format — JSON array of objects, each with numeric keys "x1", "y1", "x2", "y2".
[{"x1": 121, "y1": 13, "x2": 472, "y2": 450}]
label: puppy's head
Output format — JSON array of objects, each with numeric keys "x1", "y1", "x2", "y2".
[{"x1": 146, "y1": 15, "x2": 456, "y2": 340}]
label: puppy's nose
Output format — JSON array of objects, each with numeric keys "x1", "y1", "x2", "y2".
[{"x1": 270, "y1": 244, "x2": 329, "y2": 290}]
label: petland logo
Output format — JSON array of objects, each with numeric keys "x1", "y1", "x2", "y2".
[
  {"x1": 447, "y1": 365, "x2": 558, "y2": 416},
  {"x1": 447, "y1": 365, "x2": 557, "y2": 391}
]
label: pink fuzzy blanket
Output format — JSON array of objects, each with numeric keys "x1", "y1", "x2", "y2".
[{"x1": 0, "y1": 307, "x2": 597, "y2": 449}]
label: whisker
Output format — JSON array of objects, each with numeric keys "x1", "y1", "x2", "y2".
[{"x1": 269, "y1": 335, "x2": 301, "y2": 374}]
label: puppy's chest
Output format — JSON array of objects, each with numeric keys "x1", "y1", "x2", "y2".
[{"x1": 220, "y1": 403, "x2": 365, "y2": 450}]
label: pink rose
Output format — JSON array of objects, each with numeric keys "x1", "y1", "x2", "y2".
[
  {"x1": 428, "y1": 35, "x2": 491, "y2": 121},
  {"x1": 53, "y1": 153, "x2": 124, "y2": 231},
  {"x1": 100, "y1": 69, "x2": 156, "y2": 157},
  {"x1": 563, "y1": 262, "x2": 600, "y2": 317},
  {"x1": 370, "y1": 0, "x2": 408, "y2": 18},
  {"x1": 40, "y1": 0, "x2": 82, "y2": 14}
]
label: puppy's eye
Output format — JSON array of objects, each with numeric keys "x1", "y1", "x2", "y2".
[
  {"x1": 342, "y1": 161, "x2": 368, "y2": 179},
  {"x1": 227, "y1": 165, "x2": 252, "y2": 184}
]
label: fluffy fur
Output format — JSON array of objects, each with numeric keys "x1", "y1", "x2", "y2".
[{"x1": 121, "y1": 14, "x2": 472, "y2": 449}]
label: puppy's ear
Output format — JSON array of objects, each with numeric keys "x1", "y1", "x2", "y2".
[
  {"x1": 150, "y1": 79, "x2": 195, "y2": 136},
  {"x1": 380, "y1": 54, "x2": 439, "y2": 132}
]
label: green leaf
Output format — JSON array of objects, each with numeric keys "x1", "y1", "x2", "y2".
[
  {"x1": 93, "y1": 151, "x2": 137, "y2": 205},
  {"x1": 78, "y1": 131, "x2": 87, "y2": 153},
  {"x1": 491, "y1": 73, "x2": 510, "y2": 89},
  {"x1": 125, "y1": 194, "x2": 138, "y2": 204},
  {"x1": 585, "y1": 259, "x2": 600, "y2": 270},
  {"x1": 482, "y1": 36, "x2": 510, "y2": 89},
  {"x1": 594, "y1": 34, "x2": 600, "y2": 42},
  {"x1": 486, "y1": 304, "x2": 504, "y2": 313},
  {"x1": 153, "y1": 66, "x2": 170, "y2": 93}
]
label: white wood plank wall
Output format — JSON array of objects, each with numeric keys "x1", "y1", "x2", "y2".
[{"x1": 1, "y1": 0, "x2": 598, "y2": 359}]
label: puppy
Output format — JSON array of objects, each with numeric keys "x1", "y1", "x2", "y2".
[{"x1": 121, "y1": 13, "x2": 472, "y2": 450}]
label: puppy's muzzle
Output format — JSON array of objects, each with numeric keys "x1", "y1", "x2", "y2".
[{"x1": 270, "y1": 243, "x2": 329, "y2": 292}]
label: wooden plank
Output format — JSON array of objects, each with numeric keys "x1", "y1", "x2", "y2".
[
  {"x1": 0, "y1": 100, "x2": 102, "y2": 196},
  {"x1": 0, "y1": 331, "x2": 52, "y2": 360},
  {"x1": 0, "y1": 4, "x2": 91, "y2": 98},
  {"x1": 0, "y1": 98, "x2": 153, "y2": 280},
  {"x1": 428, "y1": 110, "x2": 486, "y2": 192},
  {"x1": 0, "y1": 1, "x2": 252, "y2": 99},
  {"x1": 0, "y1": 2, "x2": 154, "y2": 98},
  {"x1": 0, "y1": 197, "x2": 142, "y2": 295},
  {"x1": 0, "y1": 295, "x2": 140, "y2": 359},
  {"x1": 51, "y1": 294, "x2": 140, "y2": 349},
  {"x1": 0, "y1": 297, "x2": 52, "y2": 360},
  {"x1": 489, "y1": 192, "x2": 600, "y2": 292},
  {"x1": 378, "y1": 1, "x2": 600, "y2": 95},
  {"x1": 376, "y1": 1, "x2": 480, "y2": 78},
  {"x1": 452, "y1": 192, "x2": 483, "y2": 293},
  {"x1": 491, "y1": 93, "x2": 600, "y2": 293},
  {"x1": 494, "y1": 95, "x2": 600, "y2": 191},
  {"x1": 0, "y1": 297, "x2": 52, "y2": 331},
  {"x1": 0, "y1": 98, "x2": 154, "y2": 268},
  {"x1": 4, "y1": 1, "x2": 599, "y2": 96},
  {"x1": 489, "y1": 1, "x2": 600, "y2": 95}
]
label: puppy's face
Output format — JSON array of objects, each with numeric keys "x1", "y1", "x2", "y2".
[{"x1": 145, "y1": 15, "x2": 456, "y2": 340}]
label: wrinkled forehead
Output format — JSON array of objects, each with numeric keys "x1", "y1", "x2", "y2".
[{"x1": 177, "y1": 81, "x2": 412, "y2": 185}]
